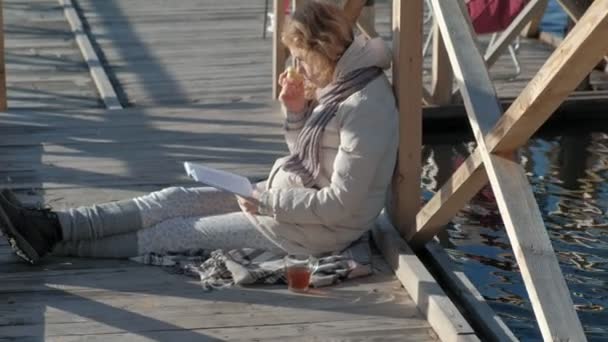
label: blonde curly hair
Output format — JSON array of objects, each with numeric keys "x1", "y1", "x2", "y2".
[{"x1": 282, "y1": 1, "x2": 354, "y2": 88}]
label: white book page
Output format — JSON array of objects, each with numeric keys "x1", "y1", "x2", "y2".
[{"x1": 184, "y1": 162, "x2": 253, "y2": 198}]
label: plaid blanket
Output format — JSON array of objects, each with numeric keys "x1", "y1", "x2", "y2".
[{"x1": 131, "y1": 233, "x2": 373, "y2": 290}]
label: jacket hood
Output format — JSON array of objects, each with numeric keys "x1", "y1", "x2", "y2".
[{"x1": 334, "y1": 35, "x2": 392, "y2": 78}]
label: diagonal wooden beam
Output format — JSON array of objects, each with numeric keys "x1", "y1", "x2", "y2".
[
  {"x1": 415, "y1": 0, "x2": 608, "y2": 244},
  {"x1": 413, "y1": 125, "x2": 487, "y2": 244},
  {"x1": 484, "y1": 153, "x2": 586, "y2": 341},
  {"x1": 412, "y1": 0, "x2": 608, "y2": 339}
]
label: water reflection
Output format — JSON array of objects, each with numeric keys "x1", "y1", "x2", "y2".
[{"x1": 422, "y1": 126, "x2": 608, "y2": 341}]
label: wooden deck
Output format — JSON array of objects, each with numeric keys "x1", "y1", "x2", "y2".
[
  {"x1": 3, "y1": 0, "x2": 606, "y2": 340},
  {"x1": 69, "y1": 0, "x2": 607, "y2": 109},
  {"x1": 0, "y1": 106, "x2": 451, "y2": 341},
  {"x1": 0, "y1": 241, "x2": 438, "y2": 341},
  {"x1": 4, "y1": 0, "x2": 606, "y2": 111}
]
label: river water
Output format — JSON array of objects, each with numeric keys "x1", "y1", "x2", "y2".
[{"x1": 424, "y1": 125, "x2": 608, "y2": 340}]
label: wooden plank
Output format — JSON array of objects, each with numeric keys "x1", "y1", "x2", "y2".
[
  {"x1": 272, "y1": 0, "x2": 287, "y2": 99},
  {"x1": 430, "y1": 0, "x2": 503, "y2": 136},
  {"x1": 424, "y1": 242, "x2": 519, "y2": 342},
  {"x1": 0, "y1": 252, "x2": 438, "y2": 341},
  {"x1": 520, "y1": 0, "x2": 547, "y2": 38},
  {"x1": 484, "y1": 0, "x2": 546, "y2": 68},
  {"x1": 59, "y1": 0, "x2": 122, "y2": 110},
  {"x1": 430, "y1": 21, "x2": 453, "y2": 104},
  {"x1": 372, "y1": 212, "x2": 479, "y2": 342},
  {"x1": 390, "y1": 0, "x2": 423, "y2": 237},
  {"x1": 487, "y1": 0, "x2": 608, "y2": 152},
  {"x1": 485, "y1": 155, "x2": 586, "y2": 341},
  {"x1": 422, "y1": 0, "x2": 593, "y2": 339},
  {"x1": 0, "y1": 0, "x2": 6, "y2": 111}
]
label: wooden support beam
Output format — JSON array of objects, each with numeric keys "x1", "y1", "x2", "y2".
[
  {"x1": 485, "y1": 154, "x2": 586, "y2": 341},
  {"x1": 430, "y1": 22, "x2": 453, "y2": 104},
  {"x1": 416, "y1": 0, "x2": 608, "y2": 244},
  {"x1": 520, "y1": 0, "x2": 548, "y2": 38},
  {"x1": 415, "y1": 0, "x2": 599, "y2": 339},
  {"x1": 390, "y1": 0, "x2": 423, "y2": 237},
  {"x1": 0, "y1": 0, "x2": 6, "y2": 112},
  {"x1": 272, "y1": 0, "x2": 288, "y2": 99},
  {"x1": 413, "y1": 0, "x2": 500, "y2": 243},
  {"x1": 484, "y1": 0, "x2": 547, "y2": 68},
  {"x1": 372, "y1": 213, "x2": 479, "y2": 342}
]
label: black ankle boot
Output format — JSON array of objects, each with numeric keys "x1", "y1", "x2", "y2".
[{"x1": 0, "y1": 192, "x2": 63, "y2": 264}]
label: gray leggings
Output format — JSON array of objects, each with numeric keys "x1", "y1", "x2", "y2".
[{"x1": 51, "y1": 187, "x2": 285, "y2": 258}]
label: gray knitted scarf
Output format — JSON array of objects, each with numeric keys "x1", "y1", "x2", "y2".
[{"x1": 282, "y1": 66, "x2": 383, "y2": 187}]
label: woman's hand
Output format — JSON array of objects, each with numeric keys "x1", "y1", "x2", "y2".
[
  {"x1": 279, "y1": 70, "x2": 307, "y2": 113},
  {"x1": 236, "y1": 190, "x2": 262, "y2": 215}
]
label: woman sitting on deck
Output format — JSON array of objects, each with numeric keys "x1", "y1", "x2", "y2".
[{"x1": 0, "y1": 2, "x2": 398, "y2": 265}]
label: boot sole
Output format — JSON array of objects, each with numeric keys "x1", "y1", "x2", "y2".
[{"x1": 0, "y1": 204, "x2": 40, "y2": 264}]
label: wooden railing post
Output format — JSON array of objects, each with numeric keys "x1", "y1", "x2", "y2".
[
  {"x1": 272, "y1": 0, "x2": 287, "y2": 99},
  {"x1": 430, "y1": 21, "x2": 453, "y2": 104},
  {"x1": 0, "y1": 0, "x2": 6, "y2": 111},
  {"x1": 390, "y1": 0, "x2": 423, "y2": 237}
]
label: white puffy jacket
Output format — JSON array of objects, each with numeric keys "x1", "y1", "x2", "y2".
[{"x1": 245, "y1": 35, "x2": 399, "y2": 255}]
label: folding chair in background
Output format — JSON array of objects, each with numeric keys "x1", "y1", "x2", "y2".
[{"x1": 423, "y1": 0, "x2": 548, "y2": 80}]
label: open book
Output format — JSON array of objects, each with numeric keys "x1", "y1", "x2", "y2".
[{"x1": 184, "y1": 162, "x2": 253, "y2": 198}]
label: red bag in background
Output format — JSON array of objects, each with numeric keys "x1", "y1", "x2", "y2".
[{"x1": 466, "y1": 0, "x2": 527, "y2": 34}]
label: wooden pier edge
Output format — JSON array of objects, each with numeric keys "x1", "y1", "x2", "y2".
[
  {"x1": 423, "y1": 242, "x2": 519, "y2": 342},
  {"x1": 373, "y1": 212, "x2": 480, "y2": 342},
  {"x1": 59, "y1": 0, "x2": 123, "y2": 110}
]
